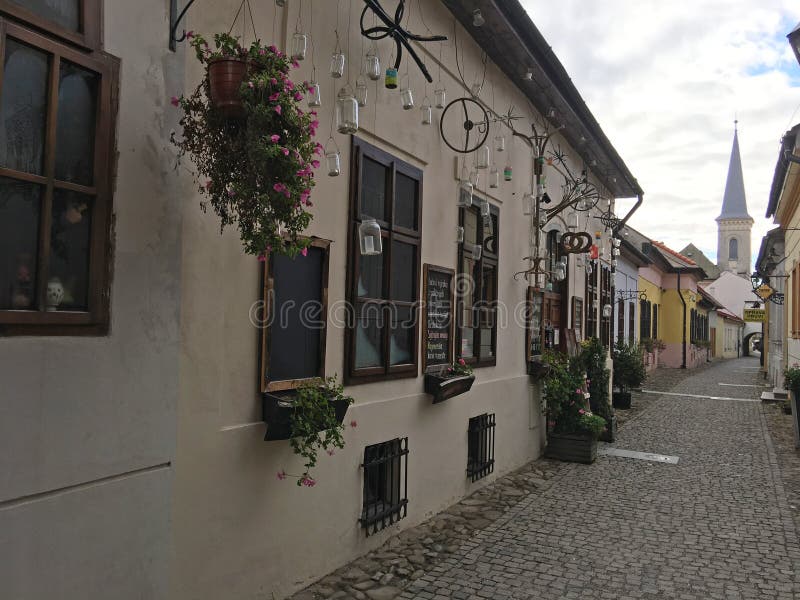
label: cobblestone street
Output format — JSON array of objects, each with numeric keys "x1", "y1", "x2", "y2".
[{"x1": 295, "y1": 358, "x2": 800, "y2": 600}]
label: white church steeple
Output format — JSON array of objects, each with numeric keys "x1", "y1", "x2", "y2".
[{"x1": 716, "y1": 121, "x2": 753, "y2": 277}]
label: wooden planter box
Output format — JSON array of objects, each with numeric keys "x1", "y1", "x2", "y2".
[
  {"x1": 527, "y1": 359, "x2": 551, "y2": 381},
  {"x1": 545, "y1": 432, "x2": 597, "y2": 464},
  {"x1": 262, "y1": 392, "x2": 350, "y2": 441},
  {"x1": 612, "y1": 391, "x2": 632, "y2": 409},
  {"x1": 598, "y1": 414, "x2": 618, "y2": 443},
  {"x1": 424, "y1": 373, "x2": 475, "y2": 404}
]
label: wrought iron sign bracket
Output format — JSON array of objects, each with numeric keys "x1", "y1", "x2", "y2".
[{"x1": 170, "y1": 0, "x2": 199, "y2": 52}]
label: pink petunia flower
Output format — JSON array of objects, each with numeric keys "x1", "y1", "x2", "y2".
[
  {"x1": 270, "y1": 134, "x2": 280, "y2": 143},
  {"x1": 276, "y1": 470, "x2": 287, "y2": 480},
  {"x1": 311, "y1": 160, "x2": 320, "y2": 169},
  {"x1": 258, "y1": 48, "x2": 266, "y2": 56},
  {"x1": 281, "y1": 147, "x2": 290, "y2": 156},
  {"x1": 170, "y1": 96, "x2": 180, "y2": 107},
  {"x1": 458, "y1": 358, "x2": 466, "y2": 366},
  {"x1": 300, "y1": 477, "x2": 316, "y2": 487},
  {"x1": 300, "y1": 247, "x2": 308, "y2": 257},
  {"x1": 292, "y1": 59, "x2": 300, "y2": 69},
  {"x1": 269, "y1": 92, "x2": 280, "y2": 102},
  {"x1": 274, "y1": 105, "x2": 282, "y2": 115},
  {"x1": 186, "y1": 30, "x2": 195, "y2": 39},
  {"x1": 576, "y1": 389, "x2": 582, "y2": 394},
  {"x1": 294, "y1": 92, "x2": 304, "y2": 102},
  {"x1": 257, "y1": 254, "x2": 267, "y2": 262},
  {"x1": 578, "y1": 409, "x2": 586, "y2": 415},
  {"x1": 350, "y1": 420, "x2": 358, "y2": 428},
  {"x1": 273, "y1": 183, "x2": 286, "y2": 193}
]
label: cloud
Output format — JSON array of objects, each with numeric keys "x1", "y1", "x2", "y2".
[{"x1": 521, "y1": 0, "x2": 800, "y2": 269}]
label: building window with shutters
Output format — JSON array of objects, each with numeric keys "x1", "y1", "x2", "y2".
[{"x1": 640, "y1": 299, "x2": 652, "y2": 339}]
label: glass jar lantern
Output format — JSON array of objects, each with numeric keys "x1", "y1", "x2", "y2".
[
  {"x1": 495, "y1": 135, "x2": 505, "y2": 152},
  {"x1": 291, "y1": 32, "x2": 308, "y2": 61},
  {"x1": 325, "y1": 138, "x2": 341, "y2": 177},
  {"x1": 355, "y1": 76, "x2": 368, "y2": 108},
  {"x1": 434, "y1": 84, "x2": 446, "y2": 108},
  {"x1": 455, "y1": 226, "x2": 464, "y2": 243},
  {"x1": 477, "y1": 145, "x2": 490, "y2": 169},
  {"x1": 385, "y1": 67, "x2": 398, "y2": 89},
  {"x1": 421, "y1": 99, "x2": 432, "y2": 125},
  {"x1": 469, "y1": 169, "x2": 479, "y2": 187},
  {"x1": 365, "y1": 51, "x2": 381, "y2": 81},
  {"x1": 400, "y1": 82, "x2": 414, "y2": 110},
  {"x1": 336, "y1": 87, "x2": 359, "y2": 134},
  {"x1": 522, "y1": 192, "x2": 534, "y2": 215},
  {"x1": 359, "y1": 218, "x2": 383, "y2": 255},
  {"x1": 330, "y1": 52, "x2": 345, "y2": 78},
  {"x1": 307, "y1": 79, "x2": 321, "y2": 107},
  {"x1": 503, "y1": 164, "x2": 513, "y2": 181},
  {"x1": 489, "y1": 165, "x2": 499, "y2": 189},
  {"x1": 480, "y1": 198, "x2": 490, "y2": 218},
  {"x1": 458, "y1": 178, "x2": 473, "y2": 208}
]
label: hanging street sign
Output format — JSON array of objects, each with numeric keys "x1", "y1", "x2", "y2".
[
  {"x1": 754, "y1": 284, "x2": 775, "y2": 301},
  {"x1": 743, "y1": 308, "x2": 766, "y2": 322}
]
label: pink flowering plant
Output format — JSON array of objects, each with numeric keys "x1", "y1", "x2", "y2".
[
  {"x1": 542, "y1": 350, "x2": 606, "y2": 438},
  {"x1": 446, "y1": 358, "x2": 474, "y2": 378},
  {"x1": 171, "y1": 33, "x2": 319, "y2": 258}
]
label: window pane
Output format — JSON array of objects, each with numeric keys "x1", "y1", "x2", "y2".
[
  {"x1": 357, "y1": 250, "x2": 383, "y2": 299},
  {"x1": 48, "y1": 189, "x2": 92, "y2": 311},
  {"x1": 390, "y1": 240, "x2": 416, "y2": 302},
  {"x1": 0, "y1": 178, "x2": 41, "y2": 310},
  {"x1": 55, "y1": 60, "x2": 98, "y2": 186},
  {"x1": 9, "y1": 0, "x2": 81, "y2": 31},
  {"x1": 463, "y1": 209, "x2": 478, "y2": 245},
  {"x1": 395, "y1": 172, "x2": 418, "y2": 230},
  {"x1": 0, "y1": 39, "x2": 49, "y2": 175},
  {"x1": 361, "y1": 156, "x2": 386, "y2": 221},
  {"x1": 355, "y1": 302, "x2": 384, "y2": 369},
  {"x1": 483, "y1": 212, "x2": 498, "y2": 254},
  {"x1": 479, "y1": 324, "x2": 494, "y2": 358},
  {"x1": 460, "y1": 309, "x2": 475, "y2": 358},
  {"x1": 390, "y1": 306, "x2": 414, "y2": 365}
]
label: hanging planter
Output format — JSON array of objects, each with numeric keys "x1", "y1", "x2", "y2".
[
  {"x1": 172, "y1": 33, "x2": 320, "y2": 258},
  {"x1": 424, "y1": 360, "x2": 475, "y2": 404}
]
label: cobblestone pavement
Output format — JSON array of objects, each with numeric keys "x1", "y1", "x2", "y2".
[{"x1": 292, "y1": 358, "x2": 800, "y2": 600}]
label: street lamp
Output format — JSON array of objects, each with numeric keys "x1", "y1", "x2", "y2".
[{"x1": 788, "y1": 22, "x2": 800, "y2": 67}]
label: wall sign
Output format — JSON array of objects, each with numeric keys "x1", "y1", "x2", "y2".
[
  {"x1": 743, "y1": 308, "x2": 765, "y2": 322},
  {"x1": 423, "y1": 264, "x2": 454, "y2": 372}
]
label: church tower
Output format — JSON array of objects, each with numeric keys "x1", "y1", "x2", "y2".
[{"x1": 716, "y1": 121, "x2": 753, "y2": 277}]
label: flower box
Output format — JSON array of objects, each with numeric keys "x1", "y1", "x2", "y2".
[
  {"x1": 598, "y1": 414, "x2": 618, "y2": 443},
  {"x1": 527, "y1": 358, "x2": 551, "y2": 380},
  {"x1": 424, "y1": 373, "x2": 475, "y2": 404},
  {"x1": 545, "y1": 432, "x2": 597, "y2": 464},
  {"x1": 612, "y1": 391, "x2": 631, "y2": 409},
  {"x1": 262, "y1": 391, "x2": 350, "y2": 441}
]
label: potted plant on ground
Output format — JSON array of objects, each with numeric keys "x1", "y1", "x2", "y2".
[
  {"x1": 782, "y1": 364, "x2": 800, "y2": 448},
  {"x1": 263, "y1": 376, "x2": 353, "y2": 484},
  {"x1": 612, "y1": 341, "x2": 646, "y2": 409},
  {"x1": 575, "y1": 337, "x2": 616, "y2": 442},
  {"x1": 424, "y1": 358, "x2": 475, "y2": 403},
  {"x1": 172, "y1": 32, "x2": 319, "y2": 258},
  {"x1": 543, "y1": 351, "x2": 607, "y2": 464}
]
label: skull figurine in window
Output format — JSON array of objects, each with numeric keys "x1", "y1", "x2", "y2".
[{"x1": 46, "y1": 277, "x2": 65, "y2": 311}]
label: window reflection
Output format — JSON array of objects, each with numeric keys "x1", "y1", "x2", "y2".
[
  {"x1": 56, "y1": 61, "x2": 98, "y2": 185},
  {"x1": 48, "y1": 189, "x2": 92, "y2": 310},
  {"x1": 0, "y1": 179, "x2": 41, "y2": 309}
]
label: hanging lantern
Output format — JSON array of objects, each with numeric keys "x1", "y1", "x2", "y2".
[
  {"x1": 365, "y1": 50, "x2": 381, "y2": 81},
  {"x1": 434, "y1": 84, "x2": 446, "y2": 109},
  {"x1": 568, "y1": 212, "x2": 579, "y2": 231},
  {"x1": 455, "y1": 226, "x2": 464, "y2": 243},
  {"x1": 325, "y1": 138, "x2": 341, "y2": 177},
  {"x1": 359, "y1": 218, "x2": 383, "y2": 255},
  {"x1": 355, "y1": 76, "x2": 368, "y2": 107},
  {"x1": 554, "y1": 263, "x2": 566, "y2": 282},
  {"x1": 480, "y1": 198, "x2": 491, "y2": 218},
  {"x1": 336, "y1": 87, "x2": 359, "y2": 134},
  {"x1": 291, "y1": 32, "x2": 308, "y2": 61},
  {"x1": 522, "y1": 192, "x2": 534, "y2": 215},
  {"x1": 503, "y1": 164, "x2": 513, "y2": 181},
  {"x1": 489, "y1": 165, "x2": 499, "y2": 189},
  {"x1": 458, "y1": 168, "x2": 473, "y2": 207},
  {"x1": 612, "y1": 247, "x2": 620, "y2": 257},
  {"x1": 421, "y1": 98, "x2": 432, "y2": 125},
  {"x1": 470, "y1": 243, "x2": 482, "y2": 260},
  {"x1": 536, "y1": 181, "x2": 546, "y2": 199},
  {"x1": 470, "y1": 82, "x2": 482, "y2": 97},
  {"x1": 611, "y1": 259, "x2": 618, "y2": 269},
  {"x1": 477, "y1": 145, "x2": 490, "y2": 170},
  {"x1": 400, "y1": 77, "x2": 414, "y2": 110},
  {"x1": 469, "y1": 169, "x2": 479, "y2": 187},
  {"x1": 385, "y1": 67, "x2": 398, "y2": 89},
  {"x1": 330, "y1": 52, "x2": 345, "y2": 78},
  {"x1": 602, "y1": 303, "x2": 613, "y2": 318},
  {"x1": 307, "y1": 79, "x2": 321, "y2": 107},
  {"x1": 612, "y1": 237, "x2": 621, "y2": 248},
  {"x1": 495, "y1": 135, "x2": 505, "y2": 152}
]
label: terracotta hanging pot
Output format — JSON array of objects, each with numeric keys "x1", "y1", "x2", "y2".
[{"x1": 207, "y1": 58, "x2": 247, "y2": 118}]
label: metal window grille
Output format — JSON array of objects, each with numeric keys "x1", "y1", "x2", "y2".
[
  {"x1": 467, "y1": 413, "x2": 495, "y2": 482},
  {"x1": 359, "y1": 438, "x2": 409, "y2": 536}
]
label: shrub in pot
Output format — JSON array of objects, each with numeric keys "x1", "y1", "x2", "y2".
[
  {"x1": 612, "y1": 341, "x2": 646, "y2": 409},
  {"x1": 574, "y1": 337, "x2": 616, "y2": 442}
]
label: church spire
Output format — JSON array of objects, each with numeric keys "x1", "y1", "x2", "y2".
[{"x1": 716, "y1": 122, "x2": 751, "y2": 221}]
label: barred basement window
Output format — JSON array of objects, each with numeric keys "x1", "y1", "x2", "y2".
[
  {"x1": 360, "y1": 438, "x2": 408, "y2": 535},
  {"x1": 467, "y1": 413, "x2": 495, "y2": 482}
]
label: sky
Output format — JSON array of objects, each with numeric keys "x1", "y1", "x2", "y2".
[{"x1": 520, "y1": 0, "x2": 800, "y2": 268}]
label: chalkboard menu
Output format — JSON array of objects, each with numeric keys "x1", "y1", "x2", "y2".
[{"x1": 423, "y1": 264, "x2": 454, "y2": 372}]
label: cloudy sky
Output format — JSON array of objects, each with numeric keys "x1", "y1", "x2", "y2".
[{"x1": 520, "y1": 0, "x2": 800, "y2": 267}]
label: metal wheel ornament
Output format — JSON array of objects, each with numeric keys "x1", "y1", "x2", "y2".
[
  {"x1": 560, "y1": 232, "x2": 593, "y2": 254},
  {"x1": 600, "y1": 210, "x2": 620, "y2": 231},
  {"x1": 440, "y1": 97, "x2": 490, "y2": 154}
]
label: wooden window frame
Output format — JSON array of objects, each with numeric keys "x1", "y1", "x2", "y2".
[
  {"x1": 640, "y1": 299, "x2": 652, "y2": 340},
  {"x1": 0, "y1": 0, "x2": 102, "y2": 51},
  {"x1": 627, "y1": 300, "x2": 635, "y2": 345},
  {"x1": 259, "y1": 238, "x2": 331, "y2": 393},
  {"x1": 456, "y1": 201, "x2": 499, "y2": 368},
  {"x1": 0, "y1": 18, "x2": 118, "y2": 336},
  {"x1": 793, "y1": 264, "x2": 800, "y2": 339},
  {"x1": 346, "y1": 138, "x2": 423, "y2": 384},
  {"x1": 617, "y1": 298, "x2": 625, "y2": 344},
  {"x1": 586, "y1": 266, "x2": 597, "y2": 340}
]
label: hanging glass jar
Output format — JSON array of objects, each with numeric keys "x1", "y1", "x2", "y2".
[
  {"x1": 489, "y1": 165, "x2": 499, "y2": 189},
  {"x1": 477, "y1": 145, "x2": 490, "y2": 169},
  {"x1": 330, "y1": 52, "x2": 345, "y2": 78},
  {"x1": 275, "y1": 0, "x2": 286, "y2": 6},
  {"x1": 495, "y1": 134, "x2": 505, "y2": 152},
  {"x1": 469, "y1": 169, "x2": 479, "y2": 187},
  {"x1": 470, "y1": 82, "x2": 482, "y2": 97},
  {"x1": 455, "y1": 226, "x2": 464, "y2": 243},
  {"x1": 480, "y1": 198, "x2": 490, "y2": 218},
  {"x1": 434, "y1": 84, "x2": 446, "y2": 109},
  {"x1": 522, "y1": 192, "x2": 535, "y2": 216},
  {"x1": 365, "y1": 49, "x2": 381, "y2": 81},
  {"x1": 325, "y1": 137, "x2": 341, "y2": 177},
  {"x1": 536, "y1": 181, "x2": 546, "y2": 199},
  {"x1": 385, "y1": 67, "x2": 398, "y2": 89},
  {"x1": 291, "y1": 32, "x2": 308, "y2": 61},
  {"x1": 336, "y1": 86, "x2": 359, "y2": 134},
  {"x1": 421, "y1": 98, "x2": 432, "y2": 125},
  {"x1": 307, "y1": 75, "x2": 321, "y2": 107},
  {"x1": 470, "y1": 243, "x2": 482, "y2": 261},
  {"x1": 400, "y1": 76, "x2": 414, "y2": 109},
  {"x1": 359, "y1": 218, "x2": 383, "y2": 255},
  {"x1": 355, "y1": 76, "x2": 368, "y2": 108},
  {"x1": 458, "y1": 167, "x2": 473, "y2": 207},
  {"x1": 503, "y1": 164, "x2": 513, "y2": 181}
]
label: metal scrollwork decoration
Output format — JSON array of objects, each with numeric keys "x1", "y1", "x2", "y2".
[
  {"x1": 600, "y1": 209, "x2": 620, "y2": 231},
  {"x1": 560, "y1": 232, "x2": 592, "y2": 254},
  {"x1": 439, "y1": 97, "x2": 490, "y2": 154},
  {"x1": 360, "y1": 0, "x2": 447, "y2": 83},
  {"x1": 616, "y1": 290, "x2": 647, "y2": 302}
]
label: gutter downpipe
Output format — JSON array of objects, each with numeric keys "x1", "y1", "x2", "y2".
[{"x1": 677, "y1": 270, "x2": 687, "y2": 369}]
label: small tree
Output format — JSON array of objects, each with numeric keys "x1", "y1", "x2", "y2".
[{"x1": 613, "y1": 341, "x2": 647, "y2": 393}]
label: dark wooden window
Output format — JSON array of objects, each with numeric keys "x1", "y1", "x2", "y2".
[
  {"x1": 640, "y1": 299, "x2": 652, "y2": 339},
  {"x1": 690, "y1": 309, "x2": 708, "y2": 344},
  {"x1": 0, "y1": 18, "x2": 117, "y2": 336},
  {"x1": 456, "y1": 200, "x2": 499, "y2": 366},
  {"x1": 259, "y1": 239, "x2": 330, "y2": 392},
  {"x1": 793, "y1": 264, "x2": 800, "y2": 338},
  {"x1": 0, "y1": 0, "x2": 102, "y2": 50},
  {"x1": 600, "y1": 265, "x2": 612, "y2": 347},
  {"x1": 586, "y1": 266, "x2": 597, "y2": 340},
  {"x1": 617, "y1": 298, "x2": 625, "y2": 344},
  {"x1": 652, "y1": 304, "x2": 658, "y2": 339},
  {"x1": 347, "y1": 138, "x2": 422, "y2": 383},
  {"x1": 467, "y1": 413, "x2": 495, "y2": 482},
  {"x1": 628, "y1": 301, "x2": 635, "y2": 345},
  {"x1": 360, "y1": 438, "x2": 408, "y2": 536}
]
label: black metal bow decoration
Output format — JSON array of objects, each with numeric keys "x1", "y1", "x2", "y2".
[{"x1": 360, "y1": 0, "x2": 447, "y2": 83}]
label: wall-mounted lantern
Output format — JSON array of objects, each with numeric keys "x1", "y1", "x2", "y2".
[{"x1": 359, "y1": 218, "x2": 383, "y2": 255}]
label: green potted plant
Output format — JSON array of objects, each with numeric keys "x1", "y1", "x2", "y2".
[
  {"x1": 424, "y1": 359, "x2": 475, "y2": 403},
  {"x1": 264, "y1": 376, "x2": 353, "y2": 484},
  {"x1": 612, "y1": 341, "x2": 646, "y2": 409},
  {"x1": 543, "y1": 351, "x2": 607, "y2": 464},
  {"x1": 575, "y1": 337, "x2": 616, "y2": 442},
  {"x1": 171, "y1": 33, "x2": 319, "y2": 258},
  {"x1": 783, "y1": 364, "x2": 800, "y2": 447}
]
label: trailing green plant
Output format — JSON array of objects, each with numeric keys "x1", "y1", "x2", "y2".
[
  {"x1": 783, "y1": 364, "x2": 800, "y2": 392},
  {"x1": 575, "y1": 337, "x2": 612, "y2": 421},
  {"x1": 171, "y1": 33, "x2": 320, "y2": 258},
  {"x1": 613, "y1": 341, "x2": 647, "y2": 393},
  {"x1": 280, "y1": 376, "x2": 353, "y2": 486},
  {"x1": 542, "y1": 350, "x2": 605, "y2": 439}
]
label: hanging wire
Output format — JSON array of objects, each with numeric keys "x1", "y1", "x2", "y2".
[
  {"x1": 295, "y1": 0, "x2": 303, "y2": 34},
  {"x1": 346, "y1": 0, "x2": 353, "y2": 85},
  {"x1": 227, "y1": 0, "x2": 257, "y2": 41}
]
